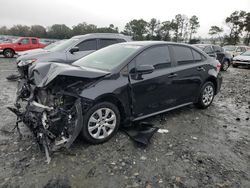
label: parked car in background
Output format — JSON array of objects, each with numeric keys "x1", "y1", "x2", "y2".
[
  {"x1": 17, "y1": 40, "x2": 65, "y2": 57},
  {"x1": 232, "y1": 50, "x2": 250, "y2": 67},
  {"x1": 16, "y1": 33, "x2": 132, "y2": 65},
  {"x1": 223, "y1": 45, "x2": 250, "y2": 57},
  {"x1": 14, "y1": 41, "x2": 222, "y2": 151},
  {"x1": 0, "y1": 37, "x2": 47, "y2": 58},
  {"x1": 194, "y1": 44, "x2": 232, "y2": 71}
]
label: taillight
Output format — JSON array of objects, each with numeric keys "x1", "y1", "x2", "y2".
[{"x1": 216, "y1": 62, "x2": 221, "y2": 72}]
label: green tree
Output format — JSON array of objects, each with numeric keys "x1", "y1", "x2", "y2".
[
  {"x1": 225, "y1": 10, "x2": 246, "y2": 45},
  {"x1": 97, "y1": 24, "x2": 119, "y2": 33},
  {"x1": 188, "y1": 15, "x2": 200, "y2": 43},
  {"x1": 243, "y1": 12, "x2": 250, "y2": 45},
  {"x1": 0, "y1": 26, "x2": 8, "y2": 35},
  {"x1": 171, "y1": 14, "x2": 188, "y2": 42},
  {"x1": 9, "y1": 25, "x2": 30, "y2": 36},
  {"x1": 29, "y1": 25, "x2": 47, "y2": 38},
  {"x1": 122, "y1": 19, "x2": 148, "y2": 40},
  {"x1": 146, "y1": 18, "x2": 160, "y2": 40},
  {"x1": 72, "y1": 22, "x2": 97, "y2": 35},
  {"x1": 208, "y1": 26, "x2": 224, "y2": 44},
  {"x1": 47, "y1": 24, "x2": 72, "y2": 39},
  {"x1": 159, "y1": 21, "x2": 172, "y2": 41}
]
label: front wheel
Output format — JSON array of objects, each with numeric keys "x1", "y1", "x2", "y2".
[
  {"x1": 3, "y1": 49, "x2": 14, "y2": 58},
  {"x1": 221, "y1": 60, "x2": 229, "y2": 71},
  {"x1": 81, "y1": 102, "x2": 120, "y2": 144},
  {"x1": 196, "y1": 82, "x2": 215, "y2": 109}
]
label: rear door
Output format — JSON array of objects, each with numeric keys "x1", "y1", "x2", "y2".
[
  {"x1": 66, "y1": 39, "x2": 97, "y2": 63},
  {"x1": 129, "y1": 45, "x2": 178, "y2": 117},
  {"x1": 169, "y1": 45, "x2": 207, "y2": 105},
  {"x1": 31, "y1": 38, "x2": 39, "y2": 49}
]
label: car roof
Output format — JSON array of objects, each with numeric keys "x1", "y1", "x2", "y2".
[
  {"x1": 72, "y1": 33, "x2": 132, "y2": 40},
  {"x1": 119, "y1": 41, "x2": 194, "y2": 48}
]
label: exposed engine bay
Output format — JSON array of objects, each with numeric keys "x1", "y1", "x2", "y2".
[{"x1": 8, "y1": 73, "x2": 92, "y2": 163}]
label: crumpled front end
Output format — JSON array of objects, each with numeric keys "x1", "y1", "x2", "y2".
[{"x1": 9, "y1": 74, "x2": 95, "y2": 163}]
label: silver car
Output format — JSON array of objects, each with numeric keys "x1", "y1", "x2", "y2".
[
  {"x1": 16, "y1": 33, "x2": 132, "y2": 65},
  {"x1": 232, "y1": 50, "x2": 250, "y2": 67}
]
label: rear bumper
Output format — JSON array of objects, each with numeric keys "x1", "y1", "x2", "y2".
[{"x1": 216, "y1": 73, "x2": 222, "y2": 94}]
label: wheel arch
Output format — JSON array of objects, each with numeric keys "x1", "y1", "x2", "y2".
[
  {"x1": 3, "y1": 48, "x2": 15, "y2": 53},
  {"x1": 94, "y1": 94, "x2": 127, "y2": 123},
  {"x1": 204, "y1": 76, "x2": 218, "y2": 94}
]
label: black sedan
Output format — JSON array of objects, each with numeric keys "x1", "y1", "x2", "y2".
[
  {"x1": 194, "y1": 44, "x2": 232, "y2": 71},
  {"x1": 12, "y1": 41, "x2": 222, "y2": 155}
]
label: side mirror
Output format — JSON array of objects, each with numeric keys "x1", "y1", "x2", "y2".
[
  {"x1": 18, "y1": 42, "x2": 22, "y2": 45},
  {"x1": 136, "y1": 65, "x2": 155, "y2": 74},
  {"x1": 69, "y1": 47, "x2": 79, "y2": 54}
]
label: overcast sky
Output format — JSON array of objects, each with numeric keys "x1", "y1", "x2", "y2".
[{"x1": 1, "y1": 0, "x2": 249, "y2": 37}]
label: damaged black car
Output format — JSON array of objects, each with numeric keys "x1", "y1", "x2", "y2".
[{"x1": 10, "y1": 41, "x2": 222, "y2": 161}]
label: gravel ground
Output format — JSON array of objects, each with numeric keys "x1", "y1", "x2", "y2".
[{"x1": 0, "y1": 57, "x2": 249, "y2": 188}]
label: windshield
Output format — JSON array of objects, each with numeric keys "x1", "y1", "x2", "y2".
[
  {"x1": 73, "y1": 44, "x2": 141, "y2": 71},
  {"x1": 223, "y1": 46, "x2": 236, "y2": 51},
  {"x1": 49, "y1": 39, "x2": 78, "y2": 52},
  {"x1": 12, "y1": 38, "x2": 22, "y2": 43},
  {"x1": 241, "y1": 50, "x2": 250, "y2": 56}
]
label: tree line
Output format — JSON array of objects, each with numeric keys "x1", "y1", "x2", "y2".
[{"x1": 0, "y1": 10, "x2": 249, "y2": 45}]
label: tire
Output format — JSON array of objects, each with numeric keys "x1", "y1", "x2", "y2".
[
  {"x1": 232, "y1": 64, "x2": 238, "y2": 68},
  {"x1": 221, "y1": 60, "x2": 229, "y2": 71},
  {"x1": 196, "y1": 81, "x2": 215, "y2": 109},
  {"x1": 3, "y1": 49, "x2": 15, "y2": 58},
  {"x1": 81, "y1": 102, "x2": 120, "y2": 144}
]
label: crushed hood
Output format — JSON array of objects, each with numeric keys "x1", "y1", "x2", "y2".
[{"x1": 30, "y1": 62, "x2": 110, "y2": 87}]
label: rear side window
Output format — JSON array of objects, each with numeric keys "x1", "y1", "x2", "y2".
[
  {"x1": 204, "y1": 46, "x2": 214, "y2": 54},
  {"x1": 172, "y1": 45, "x2": 193, "y2": 65},
  {"x1": 136, "y1": 45, "x2": 171, "y2": 69},
  {"x1": 192, "y1": 50, "x2": 204, "y2": 62},
  {"x1": 213, "y1": 46, "x2": 222, "y2": 52},
  {"x1": 99, "y1": 39, "x2": 120, "y2": 49},
  {"x1": 32, "y1": 38, "x2": 38, "y2": 44},
  {"x1": 77, "y1": 39, "x2": 97, "y2": 51}
]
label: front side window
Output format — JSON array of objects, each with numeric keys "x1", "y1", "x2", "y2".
[
  {"x1": 172, "y1": 45, "x2": 193, "y2": 65},
  {"x1": 20, "y1": 38, "x2": 30, "y2": 45},
  {"x1": 99, "y1": 39, "x2": 120, "y2": 49},
  {"x1": 77, "y1": 39, "x2": 97, "y2": 51},
  {"x1": 32, "y1": 38, "x2": 37, "y2": 44},
  {"x1": 135, "y1": 45, "x2": 171, "y2": 69}
]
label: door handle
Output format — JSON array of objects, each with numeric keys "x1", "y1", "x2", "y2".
[
  {"x1": 168, "y1": 73, "x2": 177, "y2": 78},
  {"x1": 197, "y1": 67, "x2": 205, "y2": 71}
]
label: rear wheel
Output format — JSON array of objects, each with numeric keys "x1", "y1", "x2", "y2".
[
  {"x1": 3, "y1": 49, "x2": 14, "y2": 58},
  {"x1": 221, "y1": 60, "x2": 229, "y2": 71},
  {"x1": 81, "y1": 102, "x2": 120, "y2": 144},
  {"x1": 196, "y1": 81, "x2": 215, "y2": 109}
]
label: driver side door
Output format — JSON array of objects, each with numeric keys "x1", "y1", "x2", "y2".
[
  {"x1": 129, "y1": 45, "x2": 177, "y2": 118},
  {"x1": 66, "y1": 39, "x2": 97, "y2": 63}
]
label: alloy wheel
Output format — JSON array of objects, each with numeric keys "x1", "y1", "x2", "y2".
[
  {"x1": 202, "y1": 85, "x2": 214, "y2": 106},
  {"x1": 87, "y1": 108, "x2": 117, "y2": 139}
]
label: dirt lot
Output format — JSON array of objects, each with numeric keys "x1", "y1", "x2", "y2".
[{"x1": 0, "y1": 57, "x2": 249, "y2": 188}]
